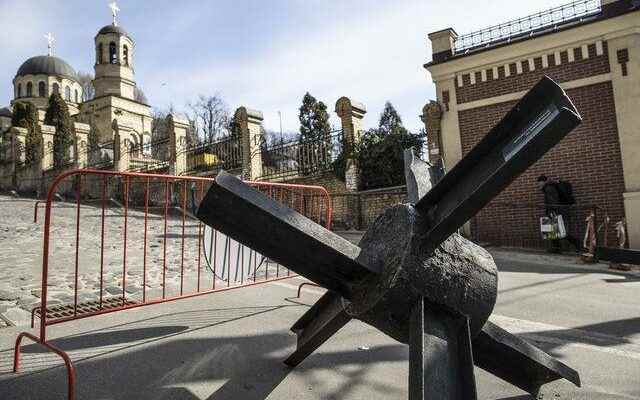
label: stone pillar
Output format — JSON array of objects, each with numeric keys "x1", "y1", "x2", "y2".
[
  {"x1": 9, "y1": 127, "x2": 27, "y2": 165},
  {"x1": 235, "y1": 107, "x2": 264, "y2": 180},
  {"x1": 40, "y1": 124, "x2": 55, "y2": 171},
  {"x1": 421, "y1": 101, "x2": 444, "y2": 176},
  {"x1": 168, "y1": 114, "x2": 190, "y2": 176},
  {"x1": 335, "y1": 97, "x2": 366, "y2": 191},
  {"x1": 428, "y1": 28, "x2": 458, "y2": 63},
  {"x1": 2, "y1": 127, "x2": 27, "y2": 188},
  {"x1": 607, "y1": 30, "x2": 640, "y2": 247},
  {"x1": 112, "y1": 119, "x2": 133, "y2": 172},
  {"x1": 74, "y1": 122, "x2": 90, "y2": 168}
]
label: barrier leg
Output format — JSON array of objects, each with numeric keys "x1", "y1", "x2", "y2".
[
  {"x1": 14, "y1": 331, "x2": 77, "y2": 400},
  {"x1": 296, "y1": 282, "x2": 321, "y2": 298}
]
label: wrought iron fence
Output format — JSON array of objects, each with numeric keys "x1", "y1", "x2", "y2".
[
  {"x1": 259, "y1": 129, "x2": 343, "y2": 180},
  {"x1": 454, "y1": 0, "x2": 601, "y2": 52},
  {"x1": 127, "y1": 137, "x2": 171, "y2": 172},
  {"x1": 41, "y1": 144, "x2": 75, "y2": 170},
  {"x1": 82, "y1": 141, "x2": 115, "y2": 169},
  {"x1": 0, "y1": 140, "x2": 13, "y2": 164},
  {"x1": 181, "y1": 134, "x2": 243, "y2": 175}
]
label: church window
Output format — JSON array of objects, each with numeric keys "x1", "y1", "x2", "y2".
[
  {"x1": 98, "y1": 43, "x2": 104, "y2": 64},
  {"x1": 75, "y1": 89, "x2": 79, "y2": 103},
  {"x1": 65, "y1": 86, "x2": 71, "y2": 101},
  {"x1": 52, "y1": 83, "x2": 59, "y2": 95},
  {"x1": 17, "y1": 83, "x2": 22, "y2": 98},
  {"x1": 26, "y1": 82, "x2": 33, "y2": 97},
  {"x1": 39, "y1": 82, "x2": 46, "y2": 97},
  {"x1": 109, "y1": 42, "x2": 118, "y2": 64},
  {"x1": 123, "y1": 45, "x2": 129, "y2": 66}
]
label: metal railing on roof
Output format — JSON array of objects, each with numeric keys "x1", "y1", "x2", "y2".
[{"x1": 454, "y1": 0, "x2": 601, "y2": 53}]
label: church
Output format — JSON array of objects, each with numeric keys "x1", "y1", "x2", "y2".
[{"x1": 0, "y1": 3, "x2": 153, "y2": 154}]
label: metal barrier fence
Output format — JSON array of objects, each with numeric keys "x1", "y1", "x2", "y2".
[
  {"x1": 13, "y1": 168, "x2": 332, "y2": 400},
  {"x1": 259, "y1": 130, "x2": 343, "y2": 180},
  {"x1": 180, "y1": 134, "x2": 243, "y2": 174}
]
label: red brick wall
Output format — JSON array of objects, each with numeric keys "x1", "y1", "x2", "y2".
[
  {"x1": 458, "y1": 82, "x2": 625, "y2": 248},
  {"x1": 456, "y1": 42, "x2": 610, "y2": 104}
]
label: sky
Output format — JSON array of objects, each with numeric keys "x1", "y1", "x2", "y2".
[{"x1": 0, "y1": 0, "x2": 568, "y2": 133}]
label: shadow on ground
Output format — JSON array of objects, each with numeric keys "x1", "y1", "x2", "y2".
[{"x1": 0, "y1": 304, "x2": 407, "y2": 400}]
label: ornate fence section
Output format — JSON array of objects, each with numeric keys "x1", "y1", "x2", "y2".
[
  {"x1": 454, "y1": 0, "x2": 601, "y2": 52},
  {"x1": 43, "y1": 143, "x2": 75, "y2": 170},
  {"x1": 127, "y1": 137, "x2": 171, "y2": 172},
  {"x1": 86, "y1": 141, "x2": 115, "y2": 169},
  {"x1": 259, "y1": 129, "x2": 343, "y2": 180},
  {"x1": 181, "y1": 134, "x2": 243, "y2": 175},
  {"x1": 0, "y1": 140, "x2": 12, "y2": 164}
]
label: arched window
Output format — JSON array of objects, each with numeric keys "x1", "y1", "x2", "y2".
[
  {"x1": 109, "y1": 42, "x2": 117, "y2": 64},
  {"x1": 52, "y1": 83, "x2": 59, "y2": 95},
  {"x1": 97, "y1": 43, "x2": 104, "y2": 64},
  {"x1": 65, "y1": 86, "x2": 71, "y2": 101},
  {"x1": 75, "y1": 89, "x2": 79, "y2": 103},
  {"x1": 123, "y1": 45, "x2": 129, "y2": 66},
  {"x1": 17, "y1": 83, "x2": 22, "y2": 98},
  {"x1": 26, "y1": 82, "x2": 33, "y2": 97},
  {"x1": 38, "y1": 82, "x2": 46, "y2": 97}
]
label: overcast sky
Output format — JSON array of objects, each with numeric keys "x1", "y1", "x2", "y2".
[{"x1": 0, "y1": 0, "x2": 566, "y2": 133}]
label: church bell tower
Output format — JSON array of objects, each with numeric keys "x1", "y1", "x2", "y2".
[{"x1": 93, "y1": 2, "x2": 137, "y2": 100}]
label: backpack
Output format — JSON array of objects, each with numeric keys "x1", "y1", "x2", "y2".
[{"x1": 555, "y1": 180, "x2": 575, "y2": 205}]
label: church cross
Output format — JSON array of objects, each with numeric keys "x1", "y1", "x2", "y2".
[
  {"x1": 44, "y1": 33, "x2": 55, "y2": 56},
  {"x1": 109, "y1": 1, "x2": 121, "y2": 26}
]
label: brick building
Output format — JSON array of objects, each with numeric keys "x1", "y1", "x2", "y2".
[{"x1": 424, "y1": 0, "x2": 640, "y2": 248}]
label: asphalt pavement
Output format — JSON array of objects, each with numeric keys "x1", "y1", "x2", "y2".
[{"x1": 0, "y1": 248, "x2": 638, "y2": 400}]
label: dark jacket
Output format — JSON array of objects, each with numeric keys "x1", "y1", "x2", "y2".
[{"x1": 542, "y1": 182, "x2": 568, "y2": 217}]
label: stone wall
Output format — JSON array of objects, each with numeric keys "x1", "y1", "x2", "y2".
[{"x1": 279, "y1": 172, "x2": 406, "y2": 231}]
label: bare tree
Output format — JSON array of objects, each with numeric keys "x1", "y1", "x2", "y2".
[
  {"x1": 186, "y1": 94, "x2": 230, "y2": 143},
  {"x1": 151, "y1": 105, "x2": 176, "y2": 141},
  {"x1": 77, "y1": 71, "x2": 95, "y2": 102},
  {"x1": 134, "y1": 86, "x2": 148, "y2": 104}
]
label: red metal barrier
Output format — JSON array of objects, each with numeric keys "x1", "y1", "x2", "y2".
[{"x1": 13, "y1": 168, "x2": 332, "y2": 400}]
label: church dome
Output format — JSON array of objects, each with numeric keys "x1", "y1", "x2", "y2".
[
  {"x1": 97, "y1": 24, "x2": 131, "y2": 38},
  {"x1": 16, "y1": 55, "x2": 78, "y2": 81}
]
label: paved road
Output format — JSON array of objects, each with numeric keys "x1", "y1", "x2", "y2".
[{"x1": 0, "y1": 196, "x2": 638, "y2": 399}]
